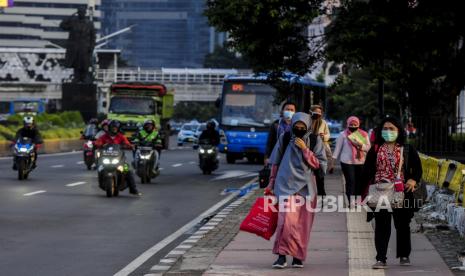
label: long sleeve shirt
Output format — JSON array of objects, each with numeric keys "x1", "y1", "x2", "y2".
[{"x1": 332, "y1": 132, "x2": 370, "y2": 165}]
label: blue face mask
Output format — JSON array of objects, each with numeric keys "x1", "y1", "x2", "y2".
[
  {"x1": 382, "y1": 130, "x2": 398, "y2": 142},
  {"x1": 283, "y1": 111, "x2": 294, "y2": 120}
]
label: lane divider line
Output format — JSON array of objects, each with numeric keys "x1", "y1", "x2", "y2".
[
  {"x1": 24, "y1": 190, "x2": 46, "y2": 196},
  {"x1": 66, "y1": 181, "x2": 87, "y2": 187},
  {"x1": 113, "y1": 177, "x2": 258, "y2": 276},
  {"x1": 172, "y1": 163, "x2": 182, "y2": 167},
  {"x1": 51, "y1": 165, "x2": 64, "y2": 168},
  {"x1": 77, "y1": 161, "x2": 84, "y2": 165}
]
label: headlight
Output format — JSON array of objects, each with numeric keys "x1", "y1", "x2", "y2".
[
  {"x1": 19, "y1": 147, "x2": 28, "y2": 153},
  {"x1": 102, "y1": 158, "x2": 110, "y2": 164},
  {"x1": 199, "y1": 149, "x2": 205, "y2": 154},
  {"x1": 140, "y1": 154, "x2": 151, "y2": 160},
  {"x1": 86, "y1": 141, "x2": 94, "y2": 148},
  {"x1": 207, "y1": 149, "x2": 213, "y2": 154},
  {"x1": 117, "y1": 165, "x2": 124, "y2": 172},
  {"x1": 96, "y1": 152, "x2": 101, "y2": 158},
  {"x1": 111, "y1": 158, "x2": 120, "y2": 164}
]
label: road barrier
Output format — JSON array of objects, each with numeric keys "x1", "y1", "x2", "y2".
[
  {"x1": 0, "y1": 139, "x2": 82, "y2": 157},
  {"x1": 419, "y1": 153, "x2": 465, "y2": 236}
]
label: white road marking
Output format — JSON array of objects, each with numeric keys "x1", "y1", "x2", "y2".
[
  {"x1": 172, "y1": 163, "x2": 182, "y2": 167},
  {"x1": 189, "y1": 161, "x2": 196, "y2": 165},
  {"x1": 77, "y1": 161, "x2": 84, "y2": 165},
  {"x1": 66, "y1": 181, "x2": 87, "y2": 187},
  {"x1": 51, "y1": 165, "x2": 64, "y2": 168},
  {"x1": 176, "y1": 244, "x2": 193, "y2": 249},
  {"x1": 24, "y1": 190, "x2": 46, "y2": 196},
  {"x1": 158, "y1": 168, "x2": 164, "y2": 171},
  {"x1": 150, "y1": 265, "x2": 171, "y2": 271},
  {"x1": 212, "y1": 170, "x2": 256, "y2": 181},
  {"x1": 113, "y1": 178, "x2": 258, "y2": 276},
  {"x1": 159, "y1": 259, "x2": 176, "y2": 264},
  {"x1": 167, "y1": 250, "x2": 185, "y2": 256}
]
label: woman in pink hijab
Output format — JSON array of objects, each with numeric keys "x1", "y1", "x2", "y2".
[{"x1": 332, "y1": 116, "x2": 370, "y2": 201}]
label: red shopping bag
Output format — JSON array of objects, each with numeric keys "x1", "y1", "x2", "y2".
[{"x1": 240, "y1": 196, "x2": 278, "y2": 240}]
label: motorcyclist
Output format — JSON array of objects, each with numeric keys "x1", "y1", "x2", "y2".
[
  {"x1": 94, "y1": 120, "x2": 141, "y2": 196},
  {"x1": 132, "y1": 119, "x2": 163, "y2": 174},
  {"x1": 95, "y1": 119, "x2": 110, "y2": 139},
  {"x1": 81, "y1": 118, "x2": 99, "y2": 140},
  {"x1": 12, "y1": 116, "x2": 43, "y2": 170},
  {"x1": 199, "y1": 121, "x2": 220, "y2": 146}
]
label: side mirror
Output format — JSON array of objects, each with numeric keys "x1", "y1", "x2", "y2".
[{"x1": 215, "y1": 98, "x2": 221, "y2": 108}]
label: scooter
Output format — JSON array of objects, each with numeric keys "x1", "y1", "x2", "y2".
[
  {"x1": 133, "y1": 142, "x2": 161, "y2": 183},
  {"x1": 198, "y1": 140, "x2": 218, "y2": 175},
  {"x1": 97, "y1": 144, "x2": 129, "y2": 197},
  {"x1": 13, "y1": 137, "x2": 36, "y2": 180},
  {"x1": 83, "y1": 139, "x2": 95, "y2": 170}
]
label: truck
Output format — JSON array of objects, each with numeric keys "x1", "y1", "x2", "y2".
[{"x1": 107, "y1": 82, "x2": 174, "y2": 149}]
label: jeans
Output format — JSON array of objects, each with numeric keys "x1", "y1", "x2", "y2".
[
  {"x1": 374, "y1": 209, "x2": 413, "y2": 262},
  {"x1": 340, "y1": 163, "x2": 364, "y2": 200}
]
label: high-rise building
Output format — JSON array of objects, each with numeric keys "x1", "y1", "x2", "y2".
[
  {"x1": 101, "y1": 0, "x2": 225, "y2": 68},
  {"x1": 0, "y1": 0, "x2": 101, "y2": 48}
]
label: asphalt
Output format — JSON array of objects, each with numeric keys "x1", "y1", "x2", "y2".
[{"x1": 0, "y1": 138, "x2": 261, "y2": 276}]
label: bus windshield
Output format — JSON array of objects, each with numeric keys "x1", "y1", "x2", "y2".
[
  {"x1": 221, "y1": 82, "x2": 280, "y2": 127},
  {"x1": 109, "y1": 96, "x2": 155, "y2": 115}
]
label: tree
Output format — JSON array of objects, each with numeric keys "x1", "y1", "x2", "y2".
[
  {"x1": 203, "y1": 46, "x2": 249, "y2": 68},
  {"x1": 173, "y1": 102, "x2": 218, "y2": 122},
  {"x1": 326, "y1": 0, "x2": 465, "y2": 119},
  {"x1": 327, "y1": 66, "x2": 401, "y2": 127},
  {"x1": 205, "y1": 0, "x2": 324, "y2": 82}
]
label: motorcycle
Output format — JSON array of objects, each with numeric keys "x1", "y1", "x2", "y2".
[
  {"x1": 97, "y1": 144, "x2": 129, "y2": 197},
  {"x1": 133, "y1": 142, "x2": 160, "y2": 184},
  {"x1": 81, "y1": 125, "x2": 97, "y2": 170},
  {"x1": 83, "y1": 139, "x2": 95, "y2": 170},
  {"x1": 198, "y1": 139, "x2": 218, "y2": 175},
  {"x1": 13, "y1": 137, "x2": 35, "y2": 180}
]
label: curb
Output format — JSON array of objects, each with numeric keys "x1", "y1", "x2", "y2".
[{"x1": 143, "y1": 179, "x2": 259, "y2": 276}]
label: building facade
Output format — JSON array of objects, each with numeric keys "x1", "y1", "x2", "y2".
[
  {"x1": 101, "y1": 0, "x2": 225, "y2": 68},
  {"x1": 0, "y1": 0, "x2": 101, "y2": 48}
]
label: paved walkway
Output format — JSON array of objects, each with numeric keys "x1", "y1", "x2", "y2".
[{"x1": 203, "y1": 171, "x2": 454, "y2": 276}]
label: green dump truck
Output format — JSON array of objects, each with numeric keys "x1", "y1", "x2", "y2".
[{"x1": 107, "y1": 82, "x2": 174, "y2": 149}]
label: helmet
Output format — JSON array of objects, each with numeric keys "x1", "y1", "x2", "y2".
[
  {"x1": 23, "y1": 116, "x2": 34, "y2": 128},
  {"x1": 143, "y1": 119, "x2": 155, "y2": 132},
  {"x1": 108, "y1": 120, "x2": 121, "y2": 135},
  {"x1": 101, "y1": 119, "x2": 110, "y2": 127},
  {"x1": 207, "y1": 120, "x2": 216, "y2": 130},
  {"x1": 89, "y1": 118, "x2": 98, "y2": 125}
]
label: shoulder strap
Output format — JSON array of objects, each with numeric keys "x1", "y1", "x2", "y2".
[
  {"x1": 283, "y1": 131, "x2": 291, "y2": 153},
  {"x1": 397, "y1": 147, "x2": 404, "y2": 178},
  {"x1": 403, "y1": 144, "x2": 410, "y2": 174}
]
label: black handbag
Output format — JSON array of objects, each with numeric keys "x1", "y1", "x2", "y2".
[{"x1": 259, "y1": 165, "x2": 271, "y2": 188}]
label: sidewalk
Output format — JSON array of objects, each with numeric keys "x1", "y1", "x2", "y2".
[{"x1": 202, "y1": 171, "x2": 455, "y2": 276}]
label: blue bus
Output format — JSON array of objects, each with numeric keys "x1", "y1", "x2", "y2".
[{"x1": 218, "y1": 73, "x2": 327, "y2": 164}]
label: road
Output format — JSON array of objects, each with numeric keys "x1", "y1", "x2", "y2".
[{"x1": 0, "y1": 140, "x2": 260, "y2": 276}]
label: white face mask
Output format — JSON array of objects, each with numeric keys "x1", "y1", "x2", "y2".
[{"x1": 283, "y1": 111, "x2": 295, "y2": 120}]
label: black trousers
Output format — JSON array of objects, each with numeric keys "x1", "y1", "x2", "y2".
[
  {"x1": 340, "y1": 163, "x2": 364, "y2": 200},
  {"x1": 314, "y1": 169, "x2": 326, "y2": 196},
  {"x1": 374, "y1": 209, "x2": 413, "y2": 262}
]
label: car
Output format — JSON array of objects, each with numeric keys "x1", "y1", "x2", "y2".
[
  {"x1": 328, "y1": 121, "x2": 343, "y2": 148},
  {"x1": 177, "y1": 123, "x2": 198, "y2": 146},
  {"x1": 192, "y1": 123, "x2": 207, "y2": 149}
]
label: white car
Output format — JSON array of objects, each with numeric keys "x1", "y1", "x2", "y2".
[{"x1": 177, "y1": 124, "x2": 197, "y2": 146}]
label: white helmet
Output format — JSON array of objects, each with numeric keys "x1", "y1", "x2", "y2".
[{"x1": 23, "y1": 116, "x2": 34, "y2": 126}]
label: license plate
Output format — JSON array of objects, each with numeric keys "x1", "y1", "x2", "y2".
[
  {"x1": 187, "y1": 138, "x2": 193, "y2": 142},
  {"x1": 86, "y1": 152, "x2": 93, "y2": 156}
]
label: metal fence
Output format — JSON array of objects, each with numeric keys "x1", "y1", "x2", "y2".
[{"x1": 410, "y1": 117, "x2": 465, "y2": 160}]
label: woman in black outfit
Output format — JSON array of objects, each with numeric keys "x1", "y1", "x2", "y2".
[{"x1": 361, "y1": 116, "x2": 422, "y2": 269}]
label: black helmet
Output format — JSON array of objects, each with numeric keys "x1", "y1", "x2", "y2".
[
  {"x1": 207, "y1": 121, "x2": 216, "y2": 130},
  {"x1": 143, "y1": 119, "x2": 155, "y2": 132},
  {"x1": 109, "y1": 120, "x2": 121, "y2": 135}
]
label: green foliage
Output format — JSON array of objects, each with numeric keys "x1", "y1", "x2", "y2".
[
  {"x1": 205, "y1": 0, "x2": 323, "y2": 75},
  {"x1": 326, "y1": 0, "x2": 465, "y2": 117},
  {"x1": 0, "y1": 125, "x2": 15, "y2": 140},
  {"x1": 173, "y1": 102, "x2": 218, "y2": 122},
  {"x1": 204, "y1": 45, "x2": 250, "y2": 68},
  {"x1": 328, "y1": 67, "x2": 400, "y2": 126},
  {"x1": 41, "y1": 128, "x2": 82, "y2": 139}
]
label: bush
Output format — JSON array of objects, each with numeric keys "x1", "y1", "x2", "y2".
[
  {"x1": 0, "y1": 125, "x2": 15, "y2": 140},
  {"x1": 42, "y1": 128, "x2": 82, "y2": 139}
]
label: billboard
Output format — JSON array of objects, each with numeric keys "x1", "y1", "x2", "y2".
[{"x1": 0, "y1": 0, "x2": 13, "y2": 7}]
